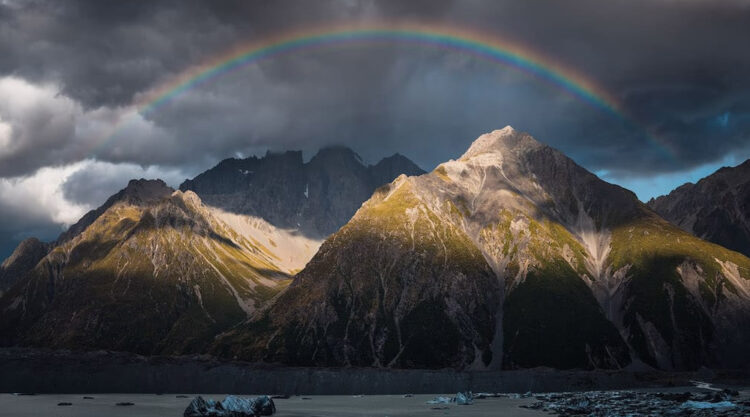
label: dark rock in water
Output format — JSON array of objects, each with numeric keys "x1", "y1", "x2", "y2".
[
  {"x1": 57, "y1": 402, "x2": 72, "y2": 406},
  {"x1": 82, "y1": 396, "x2": 94, "y2": 399},
  {"x1": 723, "y1": 388, "x2": 740, "y2": 397},
  {"x1": 116, "y1": 402, "x2": 134, "y2": 406},
  {"x1": 184, "y1": 395, "x2": 275, "y2": 417},
  {"x1": 519, "y1": 401, "x2": 544, "y2": 410}
]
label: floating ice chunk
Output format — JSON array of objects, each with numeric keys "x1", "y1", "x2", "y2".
[
  {"x1": 455, "y1": 391, "x2": 473, "y2": 405},
  {"x1": 682, "y1": 400, "x2": 736, "y2": 409},
  {"x1": 426, "y1": 396, "x2": 452, "y2": 404},
  {"x1": 426, "y1": 392, "x2": 473, "y2": 405},
  {"x1": 184, "y1": 395, "x2": 276, "y2": 416}
]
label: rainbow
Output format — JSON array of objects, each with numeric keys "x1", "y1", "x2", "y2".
[{"x1": 97, "y1": 22, "x2": 666, "y2": 157}]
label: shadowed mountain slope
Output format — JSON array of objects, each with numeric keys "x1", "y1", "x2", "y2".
[
  {"x1": 648, "y1": 159, "x2": 750, "y2": 258},
  {"x1": 0, "y1": 238, "x2": 50, "y2": 296}
]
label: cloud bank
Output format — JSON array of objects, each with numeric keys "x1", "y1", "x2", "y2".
[{"x1": 1, "y1": 0, "x2": 749, "y2": 257}]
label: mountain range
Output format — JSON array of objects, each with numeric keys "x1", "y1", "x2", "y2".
[
  {"x1": 215, "y1": 127, "x2": 750, "y2": 370},
  {"x1": 0, "y1": 149, "x2": 422, "y2": 355},
  {"x1": 179, "y1": 147, "x2": 424, "y2": 238},
  {"x1": 1, "y1": 129, "x2": 749, "y2": 371}
]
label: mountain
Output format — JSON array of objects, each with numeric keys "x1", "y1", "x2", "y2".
[
  {"x1": 648, "y1": 159, "x2": 750, "y2": 258},
  {"x1": 0, "y1": 238, "x2": 50, "y2": 296},
  {"x1": 0, "y1": 148, "x2": 423, "y2": 355},
  {"x1": 0, "y1": 179, "x2": 314, "y2": 354},
  {"x1": 214, "y1": 127, "x2": 750, "y2": 371},
  {"x1": 179, "y1": 147, "x2": 425, "y2": 237}
]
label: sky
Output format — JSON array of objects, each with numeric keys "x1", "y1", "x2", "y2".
[{"x1": 1, "y1": 0, "x2": 750, "y2": 259}]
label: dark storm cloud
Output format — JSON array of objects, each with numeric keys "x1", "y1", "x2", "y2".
[
  {"x1": 1, "y1": 0, "x2": 748, "y2": 179},
  {"x1": 60, "y1": 161, "x2": 189, "y2": 208},
  {"x1": 2, "y1": 0, "x2": 750, "y2": 259}
]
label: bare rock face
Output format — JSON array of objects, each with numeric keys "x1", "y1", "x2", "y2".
[
  {"x1": 0, "y1": 238, "x2": 50, "y2": 296},
  {"x1": 648, "y1": 159, "x2": 750, "y2": 258},
  {"x1": 215, "y1": 127, "x2": 750, "y2": 371},
  {"x1": 179, "y1": 147, "x2": 425, "y2": 238}
]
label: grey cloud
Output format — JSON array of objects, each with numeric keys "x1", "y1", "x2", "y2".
[
  {"x1": 1, "y1": 0, "x2": 749, "y2": 177},
  {"x1": 2, "y1": 0, "x2": 750, "y2": 260},
  {"x1": 0, "y1": 77, "x2": 82, "y2": 176},
  {"x1": 0, "y1": 160, "x2": 195, "y2": 260},
  {"x1": 60, "y1": 161, "x2": 191, "y2": 208}
]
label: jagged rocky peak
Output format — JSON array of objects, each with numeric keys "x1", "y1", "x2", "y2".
[
  {"x1": 172, "y1": 189, "x2": 203, "y2": 208},
  {"x1": 436, "y1": 126, "x2": 640, "y2": 229},
  {"x1": 179, "y1": 146, "x2": 424, "y2": 237},
  {"x1": 56, "y1": 178, "x2": 174, "y2": 245},
  {"x1": 1, "y1": 238, "x2": 48, "y2": 267},
  {"x1": 370, "y1": 153, "x2": 424, "y2": 183},
  {"x1": 373, "y1": 152, "x2": 414, "y2": 167},
  {"x1": 460, "y1": 125, "x2": 535, "y2": 159},
  {"x1": 308, "y1": 146, "x2": 362, "y2": 163},
  {"x1": 119, "y1": 178, "x2": 174, "y2": 205},
  {"x1": 648, "y1": 158, "x2": 750, "y2": 257}
]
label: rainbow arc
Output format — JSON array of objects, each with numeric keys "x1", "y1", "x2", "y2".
[{"x1": 92, "y1": 22, "x2": 670, "y2": 159}]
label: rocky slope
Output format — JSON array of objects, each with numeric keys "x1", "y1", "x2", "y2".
[
  {"x1": 0, "y1": 179, "x2": 314, "y2": 354},
  {"x1": 179, "y1": 147, "x2": 425, "y2": 237},
  {"x1": 215, "y1": 127, "x2": 750, "y2": 371},
  {"x1": 648, "y1": 159, "x2": 750, "y2": 258},
  {"x1": 0, "y1": 238, "x2": 50, "y2": 296}
]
